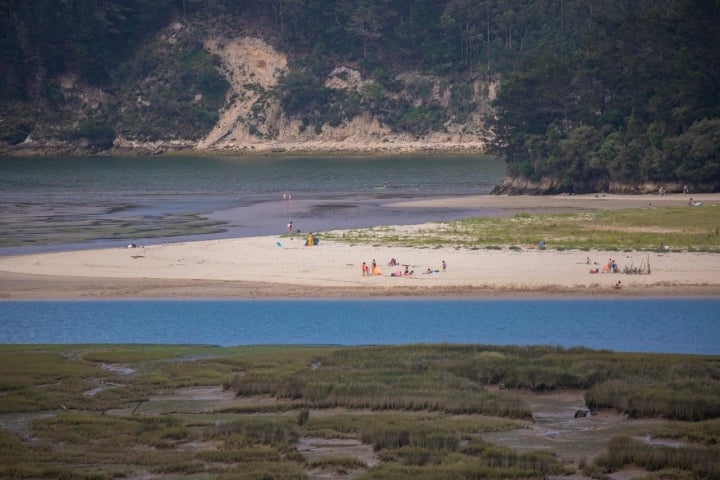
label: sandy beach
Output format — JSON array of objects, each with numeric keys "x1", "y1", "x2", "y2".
[{"x1": 1, "y1": 193, "x2": 719, "y2": 299}]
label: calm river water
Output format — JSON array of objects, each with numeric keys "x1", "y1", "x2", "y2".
[
  {"x1": 0, "y1": 154, "x2": 506, "y2": 254},
  {"x1": 1, "y1": 155, "x2": 717, "y2": 353},
  {"x1": 1, "y1": 299, "x2": 718, "y2": 354}
]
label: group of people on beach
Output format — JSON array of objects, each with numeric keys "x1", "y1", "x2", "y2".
[
  {"x1": 285, "y1": 220, "x2": 319, "y2": 247},
  {"x1": 589, "y1": 258, "x2": 620, "y2": 274},
  {"x1": 381, "y1": 259, "x2": 447, "y2": 277},
  {"x1": 390, "y1": 265, "x2": 414, "y2": 276},
  {"x1": 284, "y1": 221, "x2": 318, "y2": 246},
  {"x1": 361, "y1": 259, "x2": 383, "y2": 276}
]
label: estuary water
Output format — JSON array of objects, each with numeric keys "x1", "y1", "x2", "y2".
[
  {"x1": 0, "y1": 154, "x2": 506, "y2": 254},
  {"x1": 1, "y1": 299, "x2": 718, "y2": 354}
]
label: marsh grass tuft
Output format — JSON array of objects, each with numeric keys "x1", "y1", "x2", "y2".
[
  {"x1": 197, "y1": 447, "x2": 280, "y2": 463},
  {"x1": 297, "y1": 408, "x2": 310, "y2": 425},
  {"x1": 655, "y1": 418, "x2": 720, "y2": 445},
  {"x1": 585, "y1": 377, "x2": 720, "y2": 421},
  {"x1": 308, "y1": 455, "x2": 367, "y2": 469},
  {"x1": 213, "y1": 416, "x2": 298, "y2": 446},
  {"x1": 593, "y1": 436, "x2": 720, "y2": 478}
]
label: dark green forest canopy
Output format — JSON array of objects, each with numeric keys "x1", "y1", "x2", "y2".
[
  {"x1": 487, "y1": 0, "x2": 720, "y2": 193},
  {"x1": 1, "y1": 0, "x2": 718, "y2": 192}
]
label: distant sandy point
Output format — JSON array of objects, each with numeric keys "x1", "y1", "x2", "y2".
[{"x1": 1, "y1": 193, "x2": 719, "y2": 300}]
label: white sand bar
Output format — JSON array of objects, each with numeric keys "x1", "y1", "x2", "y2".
[
  {"x1": 1, "y1": 193, "x2": 719, "y2": 299},
  {"x1": 1, "y1": 235, "x2": 719, "y2": 298}
]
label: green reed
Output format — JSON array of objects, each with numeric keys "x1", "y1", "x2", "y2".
[
  {"x1": 227, "y1": 345, "x2": 720, "y2": 421},
  {"x1": 592, "y1": 436, "x2": 720, "y2": 478},
  {"x1": 655, "y1": 419, "x2": 720, "y2": 445},
  {"x1": 303, "y1": 413, "x2": 523, "y2": 443},
  {"x1": 229, "y1": 345, "x2": 534, "y2": 419},
  {"x1": 212, "y1": 416, "x2": 298, "y2": 446},
  {"x1": 308, "y1": 455, "x2": 368, "y2": 469}
]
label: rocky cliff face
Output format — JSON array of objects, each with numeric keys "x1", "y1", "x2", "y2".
[
  {"x1": 193, "y1": 36, "x2": 491, "y2": 154},
  {"x1": 11, "y1": 25, "x2": 493, "y2": 156}
]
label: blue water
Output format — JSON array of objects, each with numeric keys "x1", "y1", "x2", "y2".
[{"x1": 1, "y1": 299, "x2": 718, "y2": 354}]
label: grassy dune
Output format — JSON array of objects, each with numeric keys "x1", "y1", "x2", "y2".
[
  {"x1": 323, "y1": 206, "x2": 720, "y2": 252},
  {"x1": 0, "y1": 344, "x2": 718, "y2": 479}
]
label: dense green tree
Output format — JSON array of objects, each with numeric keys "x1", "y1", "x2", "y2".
[
  {"x1": 669, "y1": 119, "x2": 720, "y2": 185},
  {"x1": 489, "y1": 0, "x2": 720, "y2": 192},
  {"x1": 347, "y1": 0, "x2": 390, "y2": 60}
]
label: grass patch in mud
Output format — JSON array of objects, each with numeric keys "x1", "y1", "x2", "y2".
[
  {"x1": 0, "y1": 212, "x2": 227, "y2": 248},
  {"x1": 0, "y1": 344, "x2": 718, "y2": 479}
]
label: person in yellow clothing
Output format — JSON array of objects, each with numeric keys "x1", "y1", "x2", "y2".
[{"x1": 306, "y1": 232, "x2": 314, "y2": 246}]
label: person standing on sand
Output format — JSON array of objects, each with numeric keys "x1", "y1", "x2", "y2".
[
  {"x1": 442, "y1": 260, "x2": 447, "y2": 272},
  {"x1": 361, "y1": 262, "x2": 369, "y2": 276},
  {"x1": 371, "y1": 259, "x2": 382, "y2": 275}
]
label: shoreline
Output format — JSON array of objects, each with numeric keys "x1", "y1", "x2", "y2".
[
  {"x1": 1, "y1": 271, "x2": 719, "y2": 300},
  {"x1": 2, "y1": 142, "x2": 488, "y2": 158}
]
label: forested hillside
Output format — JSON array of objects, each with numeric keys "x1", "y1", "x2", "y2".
[
  {"x1": 488, "y1": 0, "x2": 720, "y2": 193},
  {"x1": 1, "y1": 0, "x2": 718, "y2": 192}
]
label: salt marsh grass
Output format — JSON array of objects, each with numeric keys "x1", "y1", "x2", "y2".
[
  {"x1": 308, "y1": 455, "x2": 368, "y2": 469},
  {"x1": 592, "y1": 436, "x2": 720, "y2": 478},
  {"x1": 0, "y1": 344, "x2": 717, "y2": 479},
  {"x1": 229, "y1": 345, "x2": 534, "y2": 418}
]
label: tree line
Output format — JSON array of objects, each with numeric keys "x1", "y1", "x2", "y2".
[
  {"x1": 1, "y1": 0, "x2": 718, "y2": 192},
  {"x1": 487, "y1": 0, "x2": 720, "y2": 192}
]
